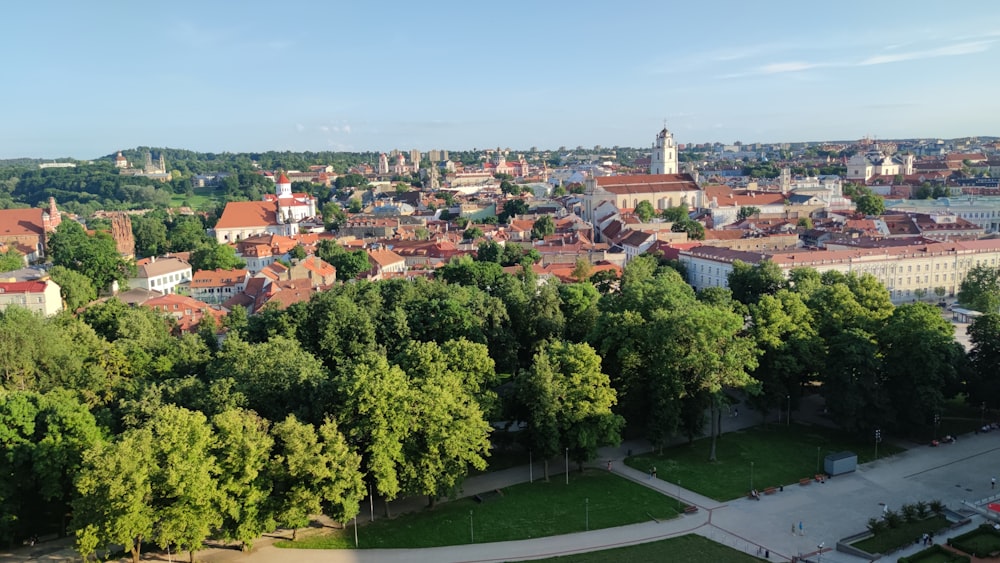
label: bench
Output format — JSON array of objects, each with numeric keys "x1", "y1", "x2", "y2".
[
  {"x1": 764, "y1": 486, "x2": 777, "y2": 495},
  {"x1": 799, "y1": 478, "x2": 812, "y2": 486},
  {"x1": 683, "y1": 505, "x2": 699, "y2": 514}
]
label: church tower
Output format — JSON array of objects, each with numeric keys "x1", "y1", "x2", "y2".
[{"x1": 650, "y1": 125, "x2": 677, "y2": 175}]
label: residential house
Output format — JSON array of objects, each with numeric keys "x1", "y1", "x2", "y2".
[
  {"x1": 143, "y1": 293, "x2": 227, "y2": 333},
  {"x1": 190, "y1": 268, "x2": 249, "y2": 304},
  {"x1": 129, "y1": 255, "x2": 192, "y2": 294},
  {"x1": 0, "y1": 198, "x2": 62, "y2": 259},
  {"x1": 366, "y1": 248, "x2": 407, "y2": 280},
  {"x1": 0, "y1": 279, "x2": 63, "y2": 316}
]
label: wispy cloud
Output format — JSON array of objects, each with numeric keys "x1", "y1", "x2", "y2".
[{"x1": 721, "y1": 39, "x2": 995, "y2": 78}]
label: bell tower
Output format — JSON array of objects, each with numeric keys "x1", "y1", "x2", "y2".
[{"x1": 650, "y1": 123, "x2": 677, "y2": 175}]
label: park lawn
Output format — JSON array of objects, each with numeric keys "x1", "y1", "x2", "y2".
[
  {"x1": 277, "y1": 469, "x2": 679, "y2": 549},
  {"x1": 625, "y1": 423, "x2": 904, "y2": 502},
  {"x1": 169, "y1": 186, "x2": 220, "y2": 210},
  {"x1": 523, "y1": 533, "x2": 763, "y2": 562},
  {"x1": 853, "y1": 515, "x2": 950, "y2": 554},
  {"x1": 948, "y1": 524, "x2": 1000, "y2": 557},
  {"x1": 899, "y1": 544, "x2": 970, "y2": 563}
]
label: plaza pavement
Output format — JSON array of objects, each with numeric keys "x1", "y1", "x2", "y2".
[{"x1": 4, "y1": 397, "x2": 997, "y2": 563}]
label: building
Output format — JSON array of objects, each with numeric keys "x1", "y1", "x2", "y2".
[
  {"x1": 212, "y1": 201, "x2": 299, "y2": 243},
  {"x1": 143, "y1": 293, "x2": 227, "y2": 334},
  {"x1": 579, "y1": 173, "x2": 703, "y2": 224},
  {"x1": 129, "y1": 255, "x2": 193, "y2": 294},
  {"x1": 0, "y1": 279, "x2": 63, "y2": 316},
  {"x1": 680, "y1": 238, "x2": 1000, "y2": 302},
  {"x1": 650, "y1": 126, "x2": 678, "y2": 175},
  {"x1": 845, "y1": 146, "x2": 915, "y2": 182},
  {"x1": 189, "y1": 268, "x2": 249, "y2": 304},
  {"x1": 0, "y1": 198, "x2": 62, "y2": 259},
  {"x1": 262, "y1": 173, "x2": 318, "y2": 222}
]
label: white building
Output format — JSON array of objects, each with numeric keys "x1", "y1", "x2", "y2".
[
  {"x1": 650, "y1": 126, "x2": 678, "y2": 175},
  {"x1": 0, "y1": 279, "x2": 63, "y2": 316},
  {"x1": 128, "y1": 256, "x2": 193, "y2": 294},
  {"x1": 680, "y1": 238, "x2": 1000, "y2": 302},
  {"x1": 262, "y1": 173, "x2": 318, "y2": 222},
  {"x1": 846, "y1": 146, "x2": 915, "y2": 182}
]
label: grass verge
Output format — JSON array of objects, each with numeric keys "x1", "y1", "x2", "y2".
[
  {"x1": 853, "y1": 515, "x2": 949, "y2": 554},
  {"x1": 277, "y1": 468, "x2": 678, "y2": 549},
  {"x1": 522, "y1": 533, "x2": 763, "y2": 562},
  {"x1": 626, "y1": 423, "x2": 904, "y2": 501},
  {"x1": 899, "y1": 544, "x2": 970, "y2": 563}
]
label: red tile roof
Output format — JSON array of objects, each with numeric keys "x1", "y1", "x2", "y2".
[
  {"x1": 215, "y1": 201, "x2": 278, "y2": 229},
  {"x1": 595, "y1": 173, "x2": 699, "y2": 195},
  {"x1": 0, "y1": 208, "x2": 45, "y2": 238}
]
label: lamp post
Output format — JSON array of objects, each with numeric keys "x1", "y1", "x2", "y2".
[
  {"x1": 816, "y1": 446, "x2": 821, "y2": 473},
  {"x1": 677, "y1": 479, "x2": 682, "y2": 511},
  {"x1": 982, "y1": 402, "x2": 987, "y2": 428},
  {"x1": 750, "y1": 461, "x2": 754, "y2": 492},
  {"x1": 565, "y1": 448, "x2": 569, "y2": 485},
  {"x1": 469, "y1": 510, "x2": 474, "y2": 543},
  {"x1": 933, "y1": 414, "x2": 941, "y2": 442},
  {"x1": 874, "y1": 428, "x2": 882, "y2": 460},
  {"x1": 585, "y1": 497, "x2": 589, "y2": 531},
  {"x1": 787, "y1": 394, "x2": 792, "y2": 426},
  {"x1": 529, "y1": 450, "x2": 533, "y2": 484}
]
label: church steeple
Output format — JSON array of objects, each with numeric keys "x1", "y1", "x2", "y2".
[{"x1": 650, "y1": 123, "x2": 677, "y2": 175}]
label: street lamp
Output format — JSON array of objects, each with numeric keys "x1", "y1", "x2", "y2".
[
  {"x1": 874, "y1": 428, "x2": 882, "y2": 460},
  {"x1": 816, "y1": 446, "x2": 821, "y2": 473},
  {"x1": 469, "y1": 510, "x2": 474, "y2": 543},
  {"x1": 750, "y1": 461, "x2": 754, "y2": 492},
  {"x1": 982, "y1": 402, "x2": 987, "y2": 428},
  {"x1": 787, "y1": 394, "x2": 792, "y2": 427},
  {"x1": 585, "y1": 497, "x2": 589, "y2": 531},
  {"x1": 933, "y1": 414, "x2": 941, "y2": 442},
  {"x1": 565, "y1": 448, "x2": 569, "y2": 485}
]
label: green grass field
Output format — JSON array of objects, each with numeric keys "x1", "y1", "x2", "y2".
[
  {"x1": 276, "y1": 469, "x2": 679, "y2": 549},
  {"x1": 947, "y1": 524, "x2": 1000, "y2": 558},
  {"x1": 626, "y1": 424, "x2": 904, "y2": 501},
  {"x1": 169, "y1": 186, "x2": 220, "y2": 210},
  {"x1": 899, "y1": 544, "x2": 970, "y2": 563},
  {"x1": 523, "y1": 534, "x2": 763, "y2": 562}
]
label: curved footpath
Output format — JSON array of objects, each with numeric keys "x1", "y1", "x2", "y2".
[{"x1": 5, "y1": 400, "x2": 997, "y2": 562}]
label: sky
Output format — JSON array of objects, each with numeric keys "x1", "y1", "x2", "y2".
[{"x1": 2, "y1": 0, "x2": 1000, "y2": 159}]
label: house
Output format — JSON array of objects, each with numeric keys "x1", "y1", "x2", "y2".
[
  {"x1": 234, "y1": 234, "x2": 299, "y2": 273},
  {"x1": 129, "y1": 255, "x2": 192, "y2": 294},
  {"x1": 189, "y1": 268, "x2": 250, "y2": 304},
  {"x1": 262, "y1": 173, "x2": 318, "y2": 221},
  {"x1": 0, "y1": 279, "x2": 63, "y2": 316},
  {"x1": 366, "y1": 248, "x2": 407, "y2": 280},
  {"x1": 143, "y1": 293, "x2": 227, "y2": 333}
]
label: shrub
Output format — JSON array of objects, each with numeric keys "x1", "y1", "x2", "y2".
[
  {"x1": 915, "y1": 501, "x2": 929, "y2": 519},
  {"x1": 901, "y1": 503, "x2": 919, "y2": 523},
  {"x1": 867, "y1": 517, "x2": 887, "y2": 536},
  {"x1": 929, "y1": 500, "x2": 945, "y2": 514},
  {"x1": 884, "y1": 508, "x2": 904, "y2": 528}
]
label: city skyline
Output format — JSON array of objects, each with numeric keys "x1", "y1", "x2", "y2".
[{"x1": 3, "y1": 0, "x2": 1000, "y2": 159}]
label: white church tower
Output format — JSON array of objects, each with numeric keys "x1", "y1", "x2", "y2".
[{"x1": 650, "y1": 124, "x2": 678, "y2": 175}]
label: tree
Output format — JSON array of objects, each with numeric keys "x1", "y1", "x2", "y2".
[
  {"x1": 0, "y1": 249, "x2": 23, "y2": 272},
  {"x1": 531, "y1": 215, "x2": 555, "y2": 240},
  {"x1": 671, "y1": 218, "x2": 705, "y2": 240},
  {"x1": 517, "y1": 341, "x2": 622, "y2": 478},
  {"x1": 463, "y1": 227, "x2": 484, "y2": 241},
  {"x1": 168, "y1": 217, "x2": 210, "y2": 252},
  {"x1": 289, "y1": 244, "x2": 307, "y2": 260},
  {"x1": 322, "y1": 202, "x2": 347, "y2": 230},
  {"x1": 132, "y1": 214, "x2": 169, "y2": 257},
  {"x1": 269, "y1": 415, "x2": 363, "y2": 539},
  {"x1": 73, "y1": 430, "x2": 153, "y2": 563},
  {"x1": 476, "y1": 240, "x2": 502, "y2": 263},
  {"x1": 797, "y1": 217, "x2": 813, "y2": 229},
  {"x1": 967, "y1": 313, "x2": 1000, "y2": 409},
  {"x1": 189, "y1": 241, "x2": 245, "y2": 271},
  {"x1": 737, "y1": 206, "x2": 761, "y2": 221},
  {"x1": 499, "y1": 199, "x2": 529, "y2": 222},
  {"x1": 570, "y1": 258, "x2": 593, "y2": 283},
  {"x1": 316, "y1": 240, "x2": 371, "y2": 281},
  {"x1": 958, "y1": 264, "x2": 1000, "y2": 313},
  {"x1": 634, "y1": 200, "x2": 655, "y2": 222},
  {"x1": 48, "y1": 265, "x2": 97, "y2": 311},
  {"x1": 660, "y1": 206, "x2": 688, "y2": 223},
  {"x1": 727, "y1": 259, "x2": 785, "y2": 305},
  {"x1": 854, "y1": 193, "x2": 885, "y2": 216},
  {"x1": 333, "y1": 353, "x2": 412, "y2": 518},
  {"x1": 395, "y1": 341, "x2": 492, "y2": 506},
  {"x1": 48, "y1": 220, "x2": 135, "y2": 292}
]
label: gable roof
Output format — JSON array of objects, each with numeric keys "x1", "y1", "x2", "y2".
[
  {"x1": 215, "y1": 201, "x2": 278, "y2": 229},
  {"x1": 135, "y1": 256, "x2": 191, "y2": 278},
  {"x1": 0, "y1": 208, "x2": 45, "y2": 238},
  {"x1": 595, "y1": 173, "x2": 699, "y2": 195}
]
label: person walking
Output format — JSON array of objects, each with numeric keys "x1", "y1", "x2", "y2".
[
  {"x1": 992, "y1": 476, "x2": 996, "y2": 490},
  {"x1": 652, "y1": 466, "x2": 657, "y2": 479}
]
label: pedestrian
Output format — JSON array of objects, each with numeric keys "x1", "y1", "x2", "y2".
[
  {"x1": 792, "y1": 523, "x2": 796, "y2": 535},
  {"x1": 649, "y1": 467, "x2": 653, "y2": 480},
  {"x1": 607, "y1": 460, "x2": 612, "y2": 471},
  {"x1": 653, "y1": 466, "x2": 657, "y2": 479},
  {"x1": 734, "y1": 407, "x2": 739, "y2": 418},
  {"x1": 798, "y1": 521, "x2": 803, "y2": 536},
  {"x1": 992, "y1": 476, "x2": 996, "y2": 490}
]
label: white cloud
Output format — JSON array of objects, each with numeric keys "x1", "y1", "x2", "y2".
[
  {"x1": 858, "y1": 40, "x2": 993, "y2": 65},
  {"x1": 295, "y1": 123, "x2": 305, "y2": 132}
]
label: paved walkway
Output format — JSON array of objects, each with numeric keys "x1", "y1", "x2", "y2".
[{"x1": 5, "y1": 396, "x2": 997, "y2": 562}]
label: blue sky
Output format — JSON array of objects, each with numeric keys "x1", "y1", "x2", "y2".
[{"x1": 2, "y1": 1, "x2": 999, "y2": 159}]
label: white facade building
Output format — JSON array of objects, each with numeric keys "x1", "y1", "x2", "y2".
[{"x1": 650, "y1": 126, "x2": 678, "y2": 175}]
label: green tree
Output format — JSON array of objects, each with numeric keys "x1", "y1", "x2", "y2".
[
  {"x1": 315, "y1": 240, "x2": 371, "y2": 281},
  {"x1": 0, "y1": 249, "x2": 23, "y2": 272},
  {"x1": 48, "y1": 220, "x2": 135, "y2": 292},
  {"x1": 168, "y1": 217, "x2": 210, "y2": 252},
  {"x1": 531, "y1": 216, "x2": 555, "y2": 240},
  {"x1": 269, "y1": 415, "x2": 364, "y2": 537},
  {"x1": 132, "y1": 214, "x2": 169, "y2": 257},
  {"x1": 634, "y1": 200, "x2": 655, "y2": 222},
  {"x1": 660, "y1": 205, "x2": 688, "y2": 222},
  {"x1": 737, "y1": 206, "x2": 761, "y2": 221},
  {"x1": 73, "y1": 430, "x2": 153, "y2": 563},
  {"x1": 967, "y1": 313, "x2": 1000, "y2": 409},
  {"x1": 322, "y1": 202, "x2": 347, "y2": 230},
  {"x1": 463, "y1": 226, "x2": 484, "y2": 241},
  {"x1": 727, "y1": 259, "x2": 785, "y2": 305},
  {"x1": 289, "y1": 244, "x2": 307, "y2": 260},
  {"x1": 671, "y1": 218, "x2": 705, "y2": 240},
  {"x1": 189, "y1": 241, "x2": 245, "y2": 271},
  {"x1": 517, "y1": 341, "x2": 622, "y2": 478},
  {"x1": 958, "y1": 264, "x2": 1000, "y2": 313},
  {"x1": 854, "y1": 193, "x2": 885, "y2": 216},
  {"x1": 797, "y1": 217, "x2": 813, "y2": 229},
  {"x1": 48, "y1": 265, "x2": 97, "y2": 311}
]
